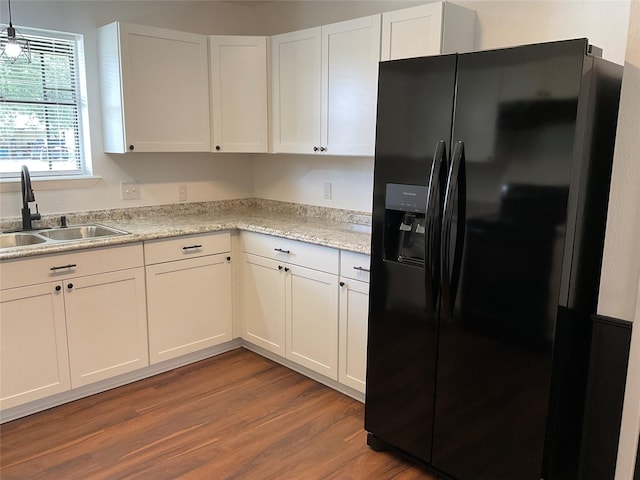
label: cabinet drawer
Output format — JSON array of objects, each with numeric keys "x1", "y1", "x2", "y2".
[
  {"x1": 0, "y1": 243, "x2": 144, "y2": 290},
  {"x1": 340, "y1": 251, "x2": 371, "y2": 283},
  {"x1": 144, "y1": 231, "x2": 230, "y2": 265},
  {"x1": 240, "y1": 231, "x2": 338, "y2": 274}
]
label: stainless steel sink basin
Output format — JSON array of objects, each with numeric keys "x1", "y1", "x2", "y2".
[
  {"x1": 38, "y1": 225, "x2": 129, "y2": 241},
  {"x1": 0, "y1": 232, "x2": 47, "y2": 248},
  {"x1": 0, "y1": 224, "x2": 129, "y2": 250}
]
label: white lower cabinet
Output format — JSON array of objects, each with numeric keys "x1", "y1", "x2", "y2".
[
  {"x1": 338, "y1": 251, "x2": 371, "y2": 394},
  {"x1": 144, "y1": 232, "x2": 233, "y2": 364},
  {"x1": 0, "y1": 283, "x2": 70, "y2": 409},
  {"x1": 64, "y1": 267, "x2": 148, "y2": 387},
  {"x1": 287, "y1": 264, "x2": 339, "y2": 380},
  {"x1": 0, "y1": 243, "x2": 148, "y2": 408},
  {"x1": 240, "y1": 232, "x2": 340, "y2": 380}
]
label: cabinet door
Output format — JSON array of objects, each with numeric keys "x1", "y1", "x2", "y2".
[
  {"x1": 240, "y1": 253, "x2": 286, "y2": 355},
  {"x1": 381, "y1": 3, "x2": 444, "y2": 61},
  {"x1": 322, "y1": 15, "x2": 381, "y2": 156},
  {"x1": 64, "y1": 267, "x2": 148, "y2": 387},
  {"x1": 210, "y1": 36, "x2": 268, "y2": 153},
  {"x1": 0, "y1": 283, "x2": 70, "y2": 409},
  {"x1": 338, "y1": 277, "x2": 369, "y2": 393},
  {"x1": 100, "y1": 22, "x2": 211, "y2": 152},
  {"x1": 146, "y1": 254, "x2": 232, "y2": 364},
  {"x1": 286, "y1": 264, "x2": 339, "y2": 380},
  {"x1": 271, "y1": 27, "x2": 322, "y2": 154}
]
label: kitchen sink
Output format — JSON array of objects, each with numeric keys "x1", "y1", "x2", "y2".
[
  {"x1": 0, "y1": 232, "x2": 47, "y2": 248},
  {"x1": 0, "y1": 224, "x2": 129, "y2": 250},
  {"x1": 38, "y1": 225, "x2": 128, "y2": 241}
]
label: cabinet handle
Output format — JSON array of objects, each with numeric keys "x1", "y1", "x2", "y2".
[
  {"x1": 67, "y1": 283, "x2": 74, "y2": 290},
  {"x1": 50, "y1": 263, "x2": 77, "y2": 271},
  {"x1": 274, "y1": 248, "x2": 290, "y2": 254},
  {"x1": 215, "y1": 145, "x2": 221, "y2": 151},
  {"x1": 284, "y1": 267, "x2": 290, "y2": 273},
  {"x1": 278, "y1": 265, "x2": 284, "y2": 271},
  {"x1": 129, "y1": 145, "x2": 134, "y2": 151},
  {"x1": 320, "y1": 147, "x2": 326, "y2": 152},
  {"x1": 55, "y1": 285, "x2": 62, "y2": 292},
  {"x1": 339, "y1": 281, "x2": 345, "y2": 287},
  {"x1": 182, "y1": 245, "x2": 203, "y2": 250},
  {"x1": 313, "y1": 146, "x2": 319, "y2": 152},
  {"x1": 226, "y1": 256, "x2": 231, "y2": 261},
  {"x1": 353, "y1": 266, "x2": 370, "y2": 273}
]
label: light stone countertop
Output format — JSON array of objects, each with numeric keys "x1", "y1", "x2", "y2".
[{"x1": 0, "y1": 200, "x2": 372, "y2": 261}]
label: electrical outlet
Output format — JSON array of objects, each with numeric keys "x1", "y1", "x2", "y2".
[
  {"x1": 324, "y1": 182, "x2": 332, "y2": 200},
  {"x1": 178, "y1": 184, "x2": 188, "y2": 202},
  {"x1": 121, "y1": 182, "x2": 140, "y2": 200}
]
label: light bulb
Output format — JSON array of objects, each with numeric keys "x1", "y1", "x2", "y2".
[{"x1": 4, "y1": 39, "x2": 22, "y2": 58}]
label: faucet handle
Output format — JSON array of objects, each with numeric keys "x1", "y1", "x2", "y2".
[{"x1": 32, "y1": 204, "x2": 42, "y2": 221}]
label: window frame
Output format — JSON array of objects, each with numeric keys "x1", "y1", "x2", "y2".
[{"x1": 0, "y1": 25, "x2": 91, "y2": 180}]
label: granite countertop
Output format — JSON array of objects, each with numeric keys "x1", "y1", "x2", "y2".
[{"x1": 0, "y1": 199, "x2": 372, "y2": 261}]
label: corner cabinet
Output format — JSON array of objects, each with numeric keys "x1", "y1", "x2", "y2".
[
  {"x1": 144, "y1": 232, "x2": 233, "y2": 364},
  {"x1": 381, "y1": 2, "x2": 476, "y2": 61},
  {"x1": 239, "y1": 232, "x2": 340, "y2": 380},
  {"x1": 209, "y1": 36, "x2": 269, "y2": 153},
  {"x1": 98, "y1": 22, "x2": 211, "y2": 153},
  {"x1": 271, "y1": 15, "x2": 381, "y2": 156}
]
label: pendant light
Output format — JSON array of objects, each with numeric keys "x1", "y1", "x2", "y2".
[{"x1": 0, "y1": 0, "x2": 31, "y2": 64}]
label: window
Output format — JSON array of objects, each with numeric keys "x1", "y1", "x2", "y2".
[{"x1": 0, "y1": 27, "x2": 90, "y2": 178}]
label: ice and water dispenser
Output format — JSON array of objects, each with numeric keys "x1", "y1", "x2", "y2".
[{"x1": 384, "y1": 183, "x2": 428, "y2": 267}]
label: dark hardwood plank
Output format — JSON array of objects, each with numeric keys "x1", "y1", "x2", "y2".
[{"x1": 1, "y1": 348, "x2": 438, "y2": 479}]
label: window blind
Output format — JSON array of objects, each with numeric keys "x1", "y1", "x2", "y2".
[{"x1": 0, "y1": 29, "x2": 85, "y2": 176}]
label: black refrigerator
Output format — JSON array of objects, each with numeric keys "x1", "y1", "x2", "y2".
[{"x1": 364, "y1": 39, "x2": 622, "y2": 480}]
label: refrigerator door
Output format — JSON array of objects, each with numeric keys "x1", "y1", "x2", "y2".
[
  {"x1": 365, "y1": 54, "x2": 456, "y2": 462},
  {"x1": 431, "y1": 40, "x2": 588, "y2": 479}
]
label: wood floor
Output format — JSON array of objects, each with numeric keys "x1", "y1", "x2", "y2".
[{"x1": 0, "y1": 348, "x2": 439, "y2": 479}]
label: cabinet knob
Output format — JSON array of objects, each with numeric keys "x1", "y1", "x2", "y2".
[
  {"x1": 313, "y1": 146, "x2": 319, "y2": 152},
  {"x1": 284, "y1": 267, "x2": 290, "y2": 273},
  {"x1": 226, "y1": 256, "x2": 231, "y2": 262},
  {"x1": 67, "y1": 283, "x2": 74, "y2": 290},
  {"x1": 339, "y1": 281, "x2": 345, "y2": 287},
  {"x1": 129, "y1": 145, "x2": 134, "y2": 151},
  {"x1": 320, "y1": 147, "x2": 326, "y2": 152},
  {"x1": 278, "y1": 265, "x2": 283, "y2": 270},
  {"x1": 215, "y1": 145, "x2": 221, "y2": 151},
  {"x1": 55, "y1": 285, "x2": 62, "y2": 292}
]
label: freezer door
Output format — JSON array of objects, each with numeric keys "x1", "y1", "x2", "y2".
[
  {"x1": 432, "y1": 39, "x2": 588, "y2": 479},
  {"x1": 365, "y1": 54, "x2": 456, "y2": 463}
]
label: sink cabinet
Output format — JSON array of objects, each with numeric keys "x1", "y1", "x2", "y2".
[
  {"x1": 0, "y1": 244, "x2": 148, "y2": 408},
  {"x1": 271, "y1": 15, "x2": 381, "y2": 156},
  {"x1": 144, "y1": 232, "x2": 233, "y2": 364},
  {"x1": 98, "y1": 22, "x2": 211, "y2": 153}
]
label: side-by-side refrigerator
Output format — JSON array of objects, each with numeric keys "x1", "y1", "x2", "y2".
[{"x1": 364, "y1": 39, "x2": 623, "y2": 480}]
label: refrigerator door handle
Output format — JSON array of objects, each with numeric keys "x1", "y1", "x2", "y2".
[
  {"x1": 425, "y1": 140, "x2": 446, "y2": 312},
  {"x1": 441, "y1": 140, "x2": 466, "y2": 319}
]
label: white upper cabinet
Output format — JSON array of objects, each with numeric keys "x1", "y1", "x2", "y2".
[
  {"x1": 271, "y1": 27, "x2": 323, "y2": 155},
  {"x1": 381, "y1": 2, "x2": 476, "y2": 61},
  {"x1": 272, "y1": 15, "x2": 381, "y2": 156},
  {"x1": 98, "y1": 22, "x2": 211, "y2": 153},
  {"x1": 209, "y1": 36, "x2": 269, "y2": 153}
]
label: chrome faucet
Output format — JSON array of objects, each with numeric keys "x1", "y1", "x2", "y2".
[{"x1": 21, "y1": 165, "x2": 41, "y2": 231}]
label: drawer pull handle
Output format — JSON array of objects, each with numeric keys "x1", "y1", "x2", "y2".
[
  {"x1": 182, "y1": 244, "x2": 203, "y2": 250},
  {"x1": 353, "y1": 266, "x2": 370, "y2": 273},
  {"x1": 50, "y1": 263, "x2": 77, "y2": 271},
  {"x1": 274, "y1": 248, "x2": 290, "y2": 254}
]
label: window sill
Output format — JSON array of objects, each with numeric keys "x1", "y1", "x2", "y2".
[{"x1": 0, "y1": 175, "x2": 102, "y2": 193}]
